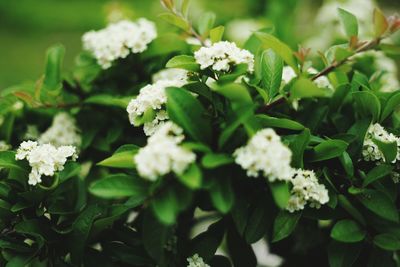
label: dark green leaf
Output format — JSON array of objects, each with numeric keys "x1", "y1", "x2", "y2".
[
  {"x1": 210, "y1": 177, "x2": 234, "y2": 214},
  {"x1": 373, "y1": 233, "x2": 400, "y2": 251},
  {"x1": 363, "y1": 164, "x2": 393, "y2": 187},
  {"x1": 309, "y1": 139, "x2": 348, "y2": 162},
  {"x1": 358, "y1": 189, "x2": 399, "y2": 222},
  {"x1": 331, "y1": 219, "x2": 366, "y2": 243},
  {"x1": 269, "y1": 181, "x2": 290, "y2": 209},
  {"x1": 352, "y1": 91, "x2": 380, "y2": 121},
  {"x1": 256, "y1": 114, "x2": 304, "y2": 130},
  {"x1": 272, "y1": 210, "x2": 301, "y2": 242}
]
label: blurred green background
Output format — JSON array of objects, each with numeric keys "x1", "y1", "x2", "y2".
[{"x1": 0, "y1": 0, "x2": 399, "y2": 90}]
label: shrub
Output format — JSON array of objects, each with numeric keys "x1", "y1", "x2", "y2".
[{"x1": 0, "y1": 1, "x2": 400, "y2": 266}]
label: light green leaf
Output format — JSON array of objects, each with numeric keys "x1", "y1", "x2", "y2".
[
  {"x1": 166, "y1": 55, "x2": 200, "y2": 72},
  {"x1": 338, "y1": 8, "x2": 359, "y2": 38},
  {"x1": 151, "y1": 187, "x2": 179, "y2": 225},
  {"x1": 198, "y1": 12, "x2": 216, "y2": 36},
  {"x1": 97, "y1": 145, "x2": 139, "y2": 169},
  {"x1": 159, "y1": 12, "x2": 191, "y2": 32},
  {"x1": 177, "y1": 163, "x2": 202, "y2": 189},
  {"x1": 201, "y1": 153, "x2": 234, "y2": 169},
  {"x1": 84, "y1": 94, "x2": 131, "y2": 108},
  {"x1": 291, "y1": 78, "x2": 331, "y2": 99},
  {"x1": 210, "y1": 177, "x2": 234, "y2": 214},
  {"x1": 261, "y1": 49, "x2": 283, "y2": 100},
  {"x1": 269, "y1": 182, "x2": 290, "y2": 209},
  {"x1": 255, "y1": 32, "x2": 299, "y2": 73},
  {"x1": 373, "y1": 8, "x2": 389, "y2": 37},
  {"x1": 210, "y1": 26, "x2": 224, "y2": 43},
  {"x1": 256, "y1": 114, "x2": 304, "y2": 130},
  {"x1": 43, "y1": 44, "x2": 65, "y2": 92},
  {"x1": 372, "y1": 138, "x2": 397, "y2": 163},
  {"x1": 331, "y1": 219, "x2": 366, "y2": 243}
]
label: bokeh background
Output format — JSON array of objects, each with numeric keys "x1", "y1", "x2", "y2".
[{"x1": 0, "y1": 0, "x2": 399, "y2": 90}]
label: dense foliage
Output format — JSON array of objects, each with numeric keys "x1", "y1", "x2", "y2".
[{"x1": 0, "y1": 0, "x2": 400, "y2": 266}]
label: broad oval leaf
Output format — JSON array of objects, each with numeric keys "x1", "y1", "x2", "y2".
[
  {"x1": 272, "y1": 210, "x2": 301, "y2": 242},
  {"x1": 331, "y1": 219, "x2": 366, "y2": 243},
  {"x1": 309, "y1": 139, "x2": 348, "y2": 162},
  {"x1": 358, "y1": 189, "x2": 399, "y2": 222},
  {"x1": 166, "y1": 55, "x2": 200, "y2": 72},
  {"x1": 261, "y1": 49, "x2": 283, "y2": 100}
]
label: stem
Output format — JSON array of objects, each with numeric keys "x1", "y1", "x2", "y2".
[{"x1": 257, "y1": 38, "x2": 381, "y2": 113}]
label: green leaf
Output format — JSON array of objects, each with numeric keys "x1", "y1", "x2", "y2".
[
  {"x1": 201, "y1": 153, "x2": 234, "y2": 169},
  {"x1": 210, "y1": 177, "x2": 234, "y2": 214},
  {"x1": 255, "y1": 32, "x2": 298, "y2": 73},
  {"x1": 373, "y1": 8, "x2": 389, "y2": 37},
  {"x1": 243, "y1": 193, "x2": 270, "y2": 244},
  {"x1": 0, "y1": 151, "x2": 27, "y2": 173},
  {"x1": 89, "y1": 174, "x2": 149, "y2": 199},
  {"x1": 337, "y1": 194, "x2": 366, "y2": 226},
  {"x1": 210, "y1": 26, "x2": 224, "y2": 43},
  {"x1": 338, "y1": 8, "x2": 359, "y2": 37},
  {"x1": 339, "y1": 152, "x2": 354, "y2": 177},
  {"x1": 151, "y1": 187, "x2": 179, "y2": 225},
  {"x1": 269, "y1": 181, "x2": 290, "y2": 209},
  {"x1": 328, "y1": 241, "x2": 362, "y2": 267},
  {"x1": 256, "y1": 114, "x2": 304, "y2": 130},
  {"x1": 166, "y1": 55, "x2": 200, "y2": 72},
  {"x1": 381, "y1": 91, "x2": 400, "y2": 121},
  {"x1": 331, "y1": 219, "x2": 366, "y2": 243},
  {"x1": 289, "y1": 129, "x2": 311, "y2": 168},
  {"x1": 166, "y1": 87, "x2": 212, "y2": 144},
  {"x1": 142, "y1": 211, "x2": 171, "y2": 262},
  {"x1": 272, "y1": 210, "x2": 301, "y2": 242},
  {"x1": 84, "y1": 94, "x2": 131, "y2": 108},
  {"x1": 159, "y1": 12, "x2": 190, "y2": 32},
  {"x1": 309, "y1": 139, "x2": 348, "y2": 162},
  {"x1": 352, "y1": 91, "x2": 381, "y2": 121},
  {"x1": 210, "y1": 83, "x2": 252, "y2": 106},
  {"x1": 97, "y1": 145, "x2": 139, "y2": 169},
  {"x1": 260, "y1": 49, "x2": 283, "y2": 100},
  {"x1": 372, "y1": 138, "x2": 397, "y2": 163},
  {"x1": 291, "y1": 78, "x2": 331, "y2": 99},
  {"x1": 43, "y1": 44, "x2": 65, "y2": 92},
  {"x1": 373, "y1": 233, "x2": 400, "y2": 251},
  {"x1": 70, "y1": 205, "x2": 102, "y2": 264},
  {"x1": 358, "y1": 189, "x2": 399, "y2": 222},
  {"x1": 198, "y1": 12, "x2": 216, "y2": 36},
  {"x1": 363, "y1": 164, "x2": 393, "y2": 187},
  {"x1": 177, "y1": 163, "x2": 202, "y2": 189}
]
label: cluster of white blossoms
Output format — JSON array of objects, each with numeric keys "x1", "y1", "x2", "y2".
[
  {"x1": 234, "y1": 128, "x2": 293, "y2": 182},
  {"x1": 127, "y1": 79, "x2": 187, "y2": 136},
  {"x1": 134, "y1": 122, "x2": 196, "y2": 181},
  {"x1": 16, "y1": 141, "x2": 77, "y2": 186},
  {"x1": 362, "y1": 123, "x2": 400, "y2": 163},
  {"x1": 186, "y1": 254, "x2": 210, "y2": 267},
  {"x1": 282, "y1": 66, "x2": 333, "y2": 89},
  {"x1": 194, "y1": 41, "x2": 255, "y2": 73},
  {"x1": 286, "y1": 169, "x2": 329, "y2": 213},
  {"x1": 82, "y1": 19, "x2": 157, "y2": 69},
  {"x1": 39, "y1": 113, "x2": 82, "y2": 147}
]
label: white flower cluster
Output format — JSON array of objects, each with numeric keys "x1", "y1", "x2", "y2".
[
  {"x1": 127, "y1": 79, "x2": 186, "y2": 136},
  {"x1": 194, "y1": 41, "x2": 255, "y2": 73},
  {"x1": 39, "y1": 113, "x2": 82, "y2": 147},
  {"x1": 152, "y1": 68, "x2": 189, "y2": 84},
  {"x1": 234, "y1": 128, "x2": 293, "y2": 182},
  {"x1": 186, "y1": 254, "x2": 210, "y2": 267},
  {"x1": 286, "y1": 169, "x2": 329, "y2": 212},
  {"x1": 282, "y1": 66, "x2": 333, "y2": 89},
  {"x1": 16, "y1": 141, "x2": 77, "y2": 186},
  {"x1": 0, "y1": 141, "x2": 11, "y2": 151},
  {"x1": 82, "y1": 19, "x2": 157, "y2": 69},
  {"x1": 362, "y1": 123, "x2": 400, "y2": 163},
  {"x1": 134, "y1": 122, "x2": 196, "y2": 181}
]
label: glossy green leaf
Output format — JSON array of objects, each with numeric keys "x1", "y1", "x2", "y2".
[
  {"x1": 210, "y1": 177, "x2": 234, "y2": 214},
  {"x1": 331, "y1": 219, "x2": 365, "y2": 243},
  {"x1": 381, "y1": 91, "x2": 400, "y2": 121},
  {"x1": 358, "y1": 189, "x2": 399, "y2": 222},
  {"x1": 166, "y1": 55, "x2": 200, "y2": 72},
  {"x1": 309, "y1": 139, "x2": 348, "y2": 162},
  {"x1": 177, "y1": 163, "x2": 202, "y2": 189},
  {"x1": 256, "y1": 114, "x2": 304, "y2": 130},
  {"x1": 201, "y1": 153, "x2": 234, "y2": 169},
  {"x1": 373, "y1": 233, "x2": 400, "y2": 251},
  {"x1": 272, "y1": 210, "x2": 301, "y2": 242},
  {"x1": 291, "y1": 78, "x2": 331, "y2": 99},
  {"x1": 89, "y1": 174, "x2": 149, "y2": 199},
  {"x1": 97, "y1": 145, "x2": 139, "y2": 169},
  {"x1": 84, "y1": 94, "x2": 131, "y2": 108},
  {"x1": 269, "y1": 181, "x2": 290, "y2": 209},
  {"x1": 363, "y1": 164, "x2": 393, "y2": 187},
  {"x1": 353, "y1": 91, "x2": 381, "y2": 121},
  {"x1": 166, "y1": 87, "x2": 212, "y2": 144},
  {"x1": 261, "y1": 49, "x2": 283, "y2": 99},
  {"x1": 338, "y1": 8, "x2": 358, "y2": 37}
]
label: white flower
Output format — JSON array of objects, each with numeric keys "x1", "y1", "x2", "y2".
[
  {"x1": 152, "y1": 68, "x2": 189, "y2": 84},
  {"x1": 286, "y1": 169, "x2": 329, "y2": 212},
  {"x1": 187, "y1": 254, "x2": 210, "y2": 267},
  {"x1": 39, "y1": 113, "x2": 81, "y2": 147},
  {"x1": 186, "y1": 37, "x2": 212, "y2": 47},
  {"x1": 194, "y1": 41, "x2": 255, "y2": 73},
  {"x1": 143, "y1": 110, "x2": 169, "y2": 136},
  {"x1": 82, "y1": 18, "x2": 157, "y2": 69},
  {"x1": 282, "y1": 66, "x2": 333, "y2": 89},
  {"x1": 0, "y1": 141, "x2": 11, "y2": 151},
  {"x1": 134, "y1": 122, "x2": 196, "y2": 181},
  {"x1": 362, "y1": 123, "x2": 400, "y2": 163},
  {"x1": 127, "y1": 79, "x2": 186, "y2": 135},
  {"x1": 16, "y1": 141, "x2": 77, "y2": 186},
  {"x1": 234, "y1": 128, "x2": 293, "y2": 182}
]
